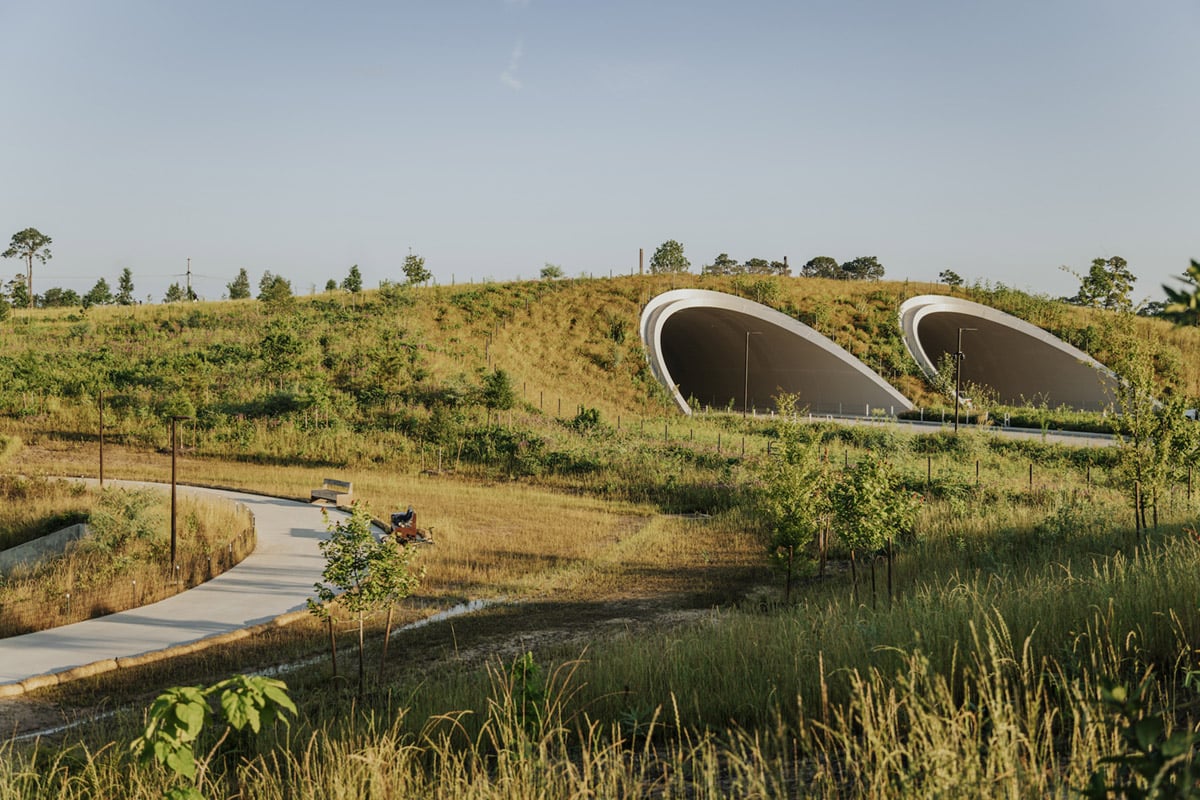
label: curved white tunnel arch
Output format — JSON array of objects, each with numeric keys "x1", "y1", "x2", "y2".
[
  {"x1": 640, "y1": 289, "x2": 913, "y2": 417},
  {"x1": 898, "y1": 294, "x2": 1119, "y2": 411}
]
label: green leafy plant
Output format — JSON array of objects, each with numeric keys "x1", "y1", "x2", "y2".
[
  {"x1": 1105, "y1": 312, "x2": 1196, "y2": 535},
  {"x1": 568, "y1": 406, "x2": 602, "y2": 433},
  {"x1": 757, "y1": 393, "x2": 829, "y2": 595},
  {"x1": 829, "y1": 451, "x2": 919, "y2": 604},
  {"x1": 257, "y1": 271, "x2": 294, "y2": 310},
  {"x1": 86, "y1": 487, "x2": 164, "y2": 554},
  {"x1": 509, "y1": 651, "x2": 546, "y2": 738},
  {"x1": 2, "y1": 227, "x2": 51, "y2": 309},
  {"x1": 480, "y1": 368, "x2": 516, "y2": 412},
  {"x1": 377, "y1": 279, "x2": 414, "y2": 307},
  {"x1": 403, "y1": 251, "x2": 431, "y2": 285},
  {"x1": 649, "y1": 239, "x2": 690, "y2": 274},
  {"x1": 1079, "y1": 674, "x2": 1200, "y2": 799},
  {"x1": 1161, "y1": 260, "x2": 1200, "y2": 327},
  {"x1": 309, "y1": 503, "x2": 423, "y2": 693},
  {"x1": 226, "y1": 268, "x2": 251, "y2": 300},
  {"x1": 129, "y1": 674, "x2": 296, "y2": 800}
]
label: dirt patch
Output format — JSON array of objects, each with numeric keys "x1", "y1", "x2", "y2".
[{"x1": 0, "y1": 696, "x2": 68, "y2": 739}]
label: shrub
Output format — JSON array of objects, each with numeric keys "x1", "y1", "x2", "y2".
[
  {"x1": 910, "y1": 430, "x2": 980, "y2": 457},
  {"x1": 480, "y1": 368, "x2": 516, "y2": 412},
  {"x1": 86, "y1": 488, "x2": 164, "y2": 554},
  {"x1": 568, "y1": 406, "x2": 603, "y2": 434},
  {"x1": 377, "y1": 280, "x2": 414, "y2": 307}
]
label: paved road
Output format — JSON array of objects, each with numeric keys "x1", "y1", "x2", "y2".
[
  {"x1": 0, "y1": 483, "x2": 334, "y2": 687},
  {"x1": 798, "y1": 414, "x2": 1115, "y2": 448}
]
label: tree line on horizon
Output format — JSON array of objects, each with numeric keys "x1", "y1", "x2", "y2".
[
  {"x1": 0, "y1": 226, "x2": 433, "y2": 316},
  {"x1": 2, "y1": 226, "x2": 1198, "y2": 327},
  {"x1": 646, "y1": 238, "x2": 1200, "y2": 326},
  {"x1": 646, "y1": 239, "x2": 886, "y2": 281}
]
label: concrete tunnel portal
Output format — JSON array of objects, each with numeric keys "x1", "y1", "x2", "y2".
[
  {"x1": 641, "y1": 290, "x2": 913, "y2": 416},
  {"x1": 898, "y1": 295, "x2": 1119, "y2": 412}
]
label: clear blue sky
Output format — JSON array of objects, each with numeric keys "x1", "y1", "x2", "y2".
[{"x1": 2, "y1": 1, "x2": 1196, "y2": 303}]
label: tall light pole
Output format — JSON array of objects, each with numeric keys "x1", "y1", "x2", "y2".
[
  {"x1": 744, "y1": 331, "x2": 762, "y2": 417},
  {"x1": 954, "y1": 327, "x2": 976, "y2": 434},
  {"x1": 98, "y1": 390, "x2": 105, "y2": 488},
  {"x1": 170, "y1": 415, "x2": 192, "y2": 569}
]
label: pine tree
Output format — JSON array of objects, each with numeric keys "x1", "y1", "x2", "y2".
[
  {"x1": 342, "y1": 264, "x2": 363, "y2": 293},
  {"x1": 227, "y1": 268, "x2": 252, "y2": 300},
  {"x1": 116, "y1": 268, "x2": 135, "y2": 305},
  {"x1": 83, "y1": 278, "x2": 113, "y2": 308}
]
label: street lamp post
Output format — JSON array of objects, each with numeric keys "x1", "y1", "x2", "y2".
[
  {"x1": 170, "y1": 415, "x2": 192, "y2": 569},
  {"x1": 99, "y1": 390, "x2": 105, "y2": 488},
  {"x1": 954, "y1": 327, "x2": 977, "y2": 434},
  {"x1": 744, "y1": 331, "x2": 762, "y2": 417}
]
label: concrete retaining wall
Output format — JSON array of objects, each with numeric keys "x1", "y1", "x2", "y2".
[{"x1": 0, "y1": 524, "x2": 89, "y2": 576}]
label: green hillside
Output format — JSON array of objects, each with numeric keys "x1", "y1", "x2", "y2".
[
  {"x1": 1, "y1": 274, "x2": 1195, "y2": 471},
  {"x1": 2, "y1": 273, "x2": 1200, "y2": 470},
  {"x1": 1, "y1": 276, "x2": 1199, "y2": 796}
]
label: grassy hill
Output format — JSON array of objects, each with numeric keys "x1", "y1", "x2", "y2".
[
  {"x1": 1, "y1": 275, "x2": 1199, "y2": 796},
  {"x1": 1, "y1": 274, "x2": 1195, "y2": 470}
]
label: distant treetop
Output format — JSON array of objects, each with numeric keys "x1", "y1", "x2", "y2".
[
  {"x1": 649, "y1": 240, "x2": 690, "y2": 274},
  {"x1": 227, "y1": 268, "x2": 252, "y2": 300},
  {"x1": 403, "y1": 252, "x2": 431, "y2": 285},
  {"x1": 702, "y1": 254, "x2": 790, "y2": 277},
  {"x1": 342, "y1": 264, "x2": 363, "y2": 293},
  {"x1": 3, "y1": 227, "x2": 52, "y2": 309},
  {"x1": 1066, "y1": 256, "x2": 1136, "y2": 311},
  {"x1": 800, "y1": 256, "x2": 840, "y2": 279},
  {"x1": 938, "y1": 269, "x2": 964, "y2": 287}
]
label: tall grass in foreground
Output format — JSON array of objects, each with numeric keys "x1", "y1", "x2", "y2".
[
  {"x1": 227, "y1": 535, "x2": 1200, "y2": 796},
  {"x1": 326, "y1": 521, "x2": 1197, "y2": 795},
  {"x1": 4, "y1": 530, "x2": 1195, "y2": 797},
  {"x1": 381, "y1": 531, "x2": 1200, "y2": 739},
  {"x1": 0, "y1": 618, "x2": 1189, "y2": 798}
]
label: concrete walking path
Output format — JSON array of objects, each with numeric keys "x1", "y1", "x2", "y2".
[{"x1": 0, "y1": 482, "x2": 335, "y2": 689}]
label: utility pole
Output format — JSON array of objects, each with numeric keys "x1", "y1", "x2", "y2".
[
  {"x1": 170, "y1": 415, "x2": 192, "y2": 569},
  {"x1": 186, "y1": 257, "x2": 193, "y2": 301},
  {"x1": 99, "y1": 390, "x2": 105, "y2": 488},
  {"x1": 954, "y1": 327, "x2": 977, "y2": 434},
  {"x1": 744, "y1": 331, "x2": 762, "y2": 417}
]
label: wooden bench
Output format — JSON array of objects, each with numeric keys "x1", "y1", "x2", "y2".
[{"x1": 311, "y1": 478, "x2": 353, "y2": 505}]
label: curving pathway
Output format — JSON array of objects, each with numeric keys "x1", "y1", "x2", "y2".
[
  {"x1": 0, "y1": 482, "x2": 336, "y2": 689},
  {"x1": 1, "y1": 418, "x2": 1114, "y2": 691}
]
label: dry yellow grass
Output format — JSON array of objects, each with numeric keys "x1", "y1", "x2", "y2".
[
  {"x1": 0, "y1": 475, "x2": 92, "y2": 550},
  {"x1": 0, "y1": 434, "x2": 19, "y2": 464},
  {"x1": 6, "y1": 439, "x2": 764, "y2": 611},
  {"x1": 0, "y1": 485, "x2": 254, "y2": 636}
]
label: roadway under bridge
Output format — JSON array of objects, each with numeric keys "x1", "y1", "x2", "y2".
[{"x1": 640, "y1": 289, "x2": 913, "y2": 417}]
